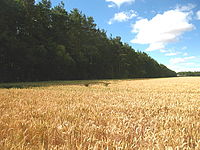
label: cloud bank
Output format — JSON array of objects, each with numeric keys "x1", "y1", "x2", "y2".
[
  {"x1": 167, "y1": 56, "x2": 200, "y2": 72},
  {"x1": 169, "y1": 56, "x2": 196, "y2": 64}
]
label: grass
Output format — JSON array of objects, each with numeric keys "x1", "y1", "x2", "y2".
[{"x1": 0, "y1": 77, "x2": 200, "y2": 149}]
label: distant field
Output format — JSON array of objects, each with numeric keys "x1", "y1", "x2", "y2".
[{"x1": 0, "y1": 77, "x2": 200, "y2": 149}]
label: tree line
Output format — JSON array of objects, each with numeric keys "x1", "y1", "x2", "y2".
[
  {"x1": 178, "y1": 72, "x2": 200, "y2": 76},
  {"x1": 0, "y1": 0, "x2": 177, "y2": 82}
]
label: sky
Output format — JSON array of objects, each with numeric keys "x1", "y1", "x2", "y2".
[{"x1": 39, "y1": 0, "x2": 200, "y2": 72}]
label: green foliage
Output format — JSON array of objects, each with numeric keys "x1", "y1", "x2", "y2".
[
  {"x1": 178, "y1": 72, "x2": 200, "y2": 76},
  {"x1": 0, "y1": 0, "x2": 176, "y2": 82}
]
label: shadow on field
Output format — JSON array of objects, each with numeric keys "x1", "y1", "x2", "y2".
[{"x1": 0, "y1": 80, "x2": 111, "y2": 89}]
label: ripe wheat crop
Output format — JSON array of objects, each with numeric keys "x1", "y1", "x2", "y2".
[{"x1": 0, "y1": 77, "x2": 200, "y2": 149}]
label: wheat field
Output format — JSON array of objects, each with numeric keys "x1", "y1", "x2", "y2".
[{"x1": 0, "y1": 77, "x2": 200, "y2": 150}]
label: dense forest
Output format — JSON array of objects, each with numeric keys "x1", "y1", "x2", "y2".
[
  {"x1": 178, "y1": 72, "x2": 200, "y2": 76},
  {"x1": 0, "y1": 0, "x2": 176, "y2": 82}
]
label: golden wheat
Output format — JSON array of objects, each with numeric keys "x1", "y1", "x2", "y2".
[{"x1": 0, "y1": 77, "x2": 200, "y2": 149}]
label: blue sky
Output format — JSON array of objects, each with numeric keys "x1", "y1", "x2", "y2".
[{"x1": 41, "y1": 0, "x2": 200, "y2": 72}]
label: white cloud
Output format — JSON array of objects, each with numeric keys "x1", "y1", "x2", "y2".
[
  {"x1": 169, "y1": 56, "x2": 196, "y2": 64},
  {"x1": 108, "y1": 10, "x2": 137, "y2": 25},
  {"x1": 165, "y1": 52, "x2": 180, "y2": 56},
  {"x1": 184, "y1": 62, "x2": 195, "y2": 66},
  {"x1": 196, "y1": 11, "x2": 200, "y2": 20},
  {"x1": 183, "y1": 52, "x2": 188, "y2": 56},
  {"x1": 175, "y1": 3, "x2": 196, "y2": 12},
  {"x1": 105, "y1": 0, "x2": 135, "y2": 7},
  {"x1": 168, "y1": 65, "x2": 200, "y2": 72},
  {"x1": 108, "y1": 4, "x2": 115, "y2": 8},
  {"x1": 145, "y1": 43, "x2": 165, "y2": 51},
  {"x1": 167, "y1": 54, "x2": 200, "y2": 72},
  {"x1": 160, "y1": 49, "x2": 168, "y2": 53},
  {"x1": 181, "y1": 46, "x2": 187, "y2": 50},
  {"x1": 131, "y1": 5, "x2": 194, "y2": 51}
]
